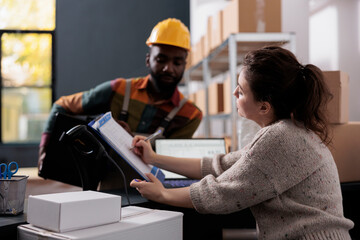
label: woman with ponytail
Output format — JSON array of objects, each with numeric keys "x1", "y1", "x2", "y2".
[{"x1": 130, "y1": 46, "x2": 354, "y2": 240}]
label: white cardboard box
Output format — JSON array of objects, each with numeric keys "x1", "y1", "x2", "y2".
[
  {"x1": 18, "y1": 206, "x2": 183, "y2": 240},
  {"x1": 27, "y1": 191, "x2": 121, "y2": 233}
]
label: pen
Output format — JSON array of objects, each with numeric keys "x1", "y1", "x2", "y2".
[{"x1": 129, "y1": 129, "x2": 162, "y2": 150}]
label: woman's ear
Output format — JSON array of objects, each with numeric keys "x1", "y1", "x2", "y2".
[{"x1": 259, "y1": 101, "x2": 272, "y2": 115}]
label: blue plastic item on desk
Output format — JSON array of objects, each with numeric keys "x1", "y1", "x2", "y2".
[{"x1": 0, "y1": 162, "x2": 18, "y2": 180}]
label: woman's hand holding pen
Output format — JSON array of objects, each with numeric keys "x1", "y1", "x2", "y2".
[
  {"x1": 130, "y1": 135, "x2": 165, "y2": 202},
  {"x1": 131, "y1": 135, "x2": 157, "y2": 165}
]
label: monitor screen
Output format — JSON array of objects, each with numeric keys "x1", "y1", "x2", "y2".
[{"x1": 155, "y1": 138, "x2": 227, "y2": 179}]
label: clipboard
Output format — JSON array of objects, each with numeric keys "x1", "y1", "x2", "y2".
[{"x1": 88, "y1": 112, "x2": 165, "y2": 182}]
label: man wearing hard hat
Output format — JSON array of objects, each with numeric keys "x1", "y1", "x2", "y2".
[{"x1": 38, "y1": 18, "x2": 203, "y2": 189}]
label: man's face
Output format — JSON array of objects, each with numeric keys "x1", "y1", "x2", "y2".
[{"x1": 146, "y1": 44, "x2": 187, "y2": 93}]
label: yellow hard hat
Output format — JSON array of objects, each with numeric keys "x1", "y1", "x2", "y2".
[{"x1": 146, "y1": 18, "x2": 191, "y2": 51}]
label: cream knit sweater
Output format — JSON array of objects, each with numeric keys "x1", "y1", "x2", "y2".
[{"x1": 190, "y1": 120, "x2": 354, "y2": 240}]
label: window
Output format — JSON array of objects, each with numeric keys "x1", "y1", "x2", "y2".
[{"x1": 0, "y1": 0, "x2": 55, "y2": 143}]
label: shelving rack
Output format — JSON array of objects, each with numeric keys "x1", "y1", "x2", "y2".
[{"x1": 184, "y1": 32, "x2": 296, "y2": 151}]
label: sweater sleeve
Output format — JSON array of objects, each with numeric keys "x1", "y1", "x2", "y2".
[
  {"x1": 201, "y1": 150, "x2": 244, "y2": 177},
  {"x1": 81, "y1": 80, "x2": 113, "y2": 114},
  {"x1": 43, "y1": 81, "x2": 113, "y2": 134}
]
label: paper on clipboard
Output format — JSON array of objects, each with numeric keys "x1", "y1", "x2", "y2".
[{"x1": 89, "y1": 112, "x2": 164, "y2": 182}]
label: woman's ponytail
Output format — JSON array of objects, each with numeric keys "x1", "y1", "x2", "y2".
[{"x1": 293, "y1": 64, "x2": 333, "y2": 145}]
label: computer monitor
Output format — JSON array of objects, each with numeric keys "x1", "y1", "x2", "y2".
[{"x1": 155, "y1": 138, "x2": 227, "y2": 179}]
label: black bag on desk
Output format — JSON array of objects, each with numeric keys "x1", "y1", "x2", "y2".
[
  {"x1": 39, "y1": 113, "x2": 101, "y2": 188},
  {"x1": 39, "y1": 112, "x2": 141, "y2": 190}
]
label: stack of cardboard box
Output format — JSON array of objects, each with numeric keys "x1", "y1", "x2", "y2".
[
  {"x1": 208, "y1": 81, "x2": 224, "y2": 115},
  {"x1": 209, "y1": 11, "x2": 224, "y2": 54},
  {"x1": 222, "y1": 0, "x2": 281, "y2": 40},
  {"x1": 222, "y1": 75, "x2": 233, "y2": 114},
  {"x1": 197, "y1": 74, "x2": 233, "y2": 116},
  {"x1": 191, "y1": 0, "x2": 282, "y2": 66},
  {"x1": 190, "y1": 0, "x2": 282, "y2": 116},
  {"x1": 192, "y1": 76, "x2": 230, "y2": 117},
  {"x1": 193, "y1": 88, "x2": 206, "y2": 114},
  {"x1": 324, "y1": 71, "x2": 360, "y2": 183},
  {"x1": 191, "y1": 36, "x2": 205, "y2": 67}
]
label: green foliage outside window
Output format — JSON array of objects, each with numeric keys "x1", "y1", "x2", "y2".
[
  {"x1": 0, "y1": 0, "x2": 55, "y2": 30},
  {"x1": 2, "y1": 33, "x2": 52, "y2": 87},
  {"x1": 1, "y1": 0, "x2": 55, "y2": 143}
]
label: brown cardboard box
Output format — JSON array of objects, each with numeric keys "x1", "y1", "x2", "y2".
[
  {"x1": 185, "y1": 51, "x2": 192, "y2": 70},
  {"x1": 222, "y1": 0, "x2": 282, "y2": 40},
  {"x1": 224, "y1": 136, "x2": 232, "y2": 153},
  {"x1": 188, "y1": 92, "x2": 196, "y2": 103},
  {"x1": 329, "y1": 122, "x2": 360, "y2": 182},
  {"x1": 208, "y1": 82, "x2": 224, "y2": 115},
  {"x1": 195, "y1": 89, "x2": 206, "y2": 114},
  {"x1": 210, "y1": 10, "x2": 224, "y2": 51},
  {"x1": 223, "y1": 75, "x2": 232, "y2": 114},
  {"x1": 190, "y1": 36, "x2": 205, "y2": 66},
  {"x1": 323, "y1": 71, "x2": 349, "y2": 124},
  {"x1": 194, "y1": 89, "x2": 206, "y2": 114},
  {"x1": 204, "y1": 32, "x2": 211, "y2": 58}
]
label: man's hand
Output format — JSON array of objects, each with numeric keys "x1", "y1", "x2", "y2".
[
  {"x1": 38, "y1": 133, "x2": 51, "y2": 176},
  {"x1": 38, "y1": 146, "x2": 46, "y2": 175}
]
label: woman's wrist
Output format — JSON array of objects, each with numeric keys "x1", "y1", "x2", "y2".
[
  {"x1": 160, "y1": 187, "x2": 193, "y2": 208},
  {"x1": 159, "y1": 187, "x2": 171, "y2": 204},
  {"x1": 150, "y1": 152, "x2": 159, "y2": 166}
]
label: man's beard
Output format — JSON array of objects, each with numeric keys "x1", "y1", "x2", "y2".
[{"x1": 150, "y1": 70, "x2": 183, "y2": 93}]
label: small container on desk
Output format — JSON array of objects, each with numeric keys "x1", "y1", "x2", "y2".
[{"x1": 0, "y1": 175, "x2": 29, "y2": 215}]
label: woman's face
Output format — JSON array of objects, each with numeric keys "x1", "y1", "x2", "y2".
[{"x1": 233, "y1": 70, "x2": 264, "y2": 125}]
